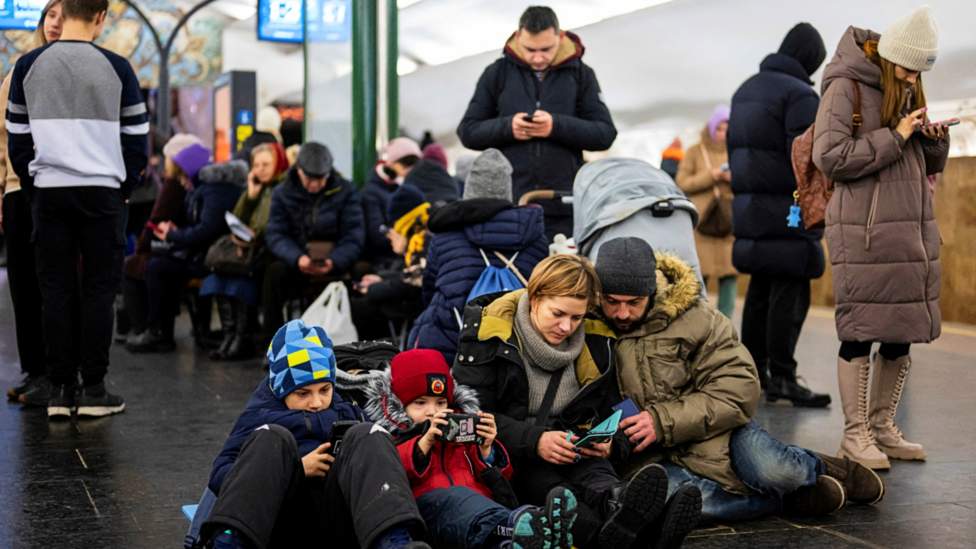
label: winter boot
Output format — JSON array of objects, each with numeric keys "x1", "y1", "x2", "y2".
[
  {"x1": 504, "y1": 487, "x2": 578, "y2": 548},
  {"x1": 222, "y1": 303, "x2": 255, "y2": 361},
  {"x1": 782, "y1": 475, "x2": 846, "y2": 516},
  {"x1": 837, "y1": 357, "x2": 890, "y2": 470},
  {"x1": 870, "y1": 353, "x2": 926, "y2": 461},
  {"x1": 816, "y1": 453, "x2": 885, "y2": 505},
  {"x1": 210, "y1": 297, "x2": 237, "y2": 360},
  {"x1": 599, "y1": 463, "x2": 669, "y2": 548},
  {"x1": 641, "y1": 483, "x2": 702, "y2": 549}
]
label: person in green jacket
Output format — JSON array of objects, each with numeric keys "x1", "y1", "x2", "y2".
[
  {"x1": 201, "y1": 143, "x2": 287, "y2": 360},
  {"x1": 591, "y1": 237, "x2": 885, "y2": 524}
]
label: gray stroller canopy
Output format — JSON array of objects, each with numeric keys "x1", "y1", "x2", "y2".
[{"x1": 572, "y1": 158, "x2": 705, "y2": 294}]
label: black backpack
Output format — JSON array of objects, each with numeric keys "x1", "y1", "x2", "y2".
[{"x1": 334, "y1": 340, "x2": 399, "y2": 406}]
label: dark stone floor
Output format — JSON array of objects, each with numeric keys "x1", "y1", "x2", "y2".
[{"x1": 1, "y1": 269, "x2": 974, "y2": 548}]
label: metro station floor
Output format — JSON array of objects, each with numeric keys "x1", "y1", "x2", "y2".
[{"x1": 1, "y1": 269, "x2": 974, "y2": 548}]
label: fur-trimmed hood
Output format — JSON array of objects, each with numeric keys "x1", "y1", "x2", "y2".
[
  {"x1": 651, "y1": 252, "x2": 701, "y2": 321},
  {"x1": 358, "y1": 368, "x2": 482, "y2": 434},
  {"x1": 198, "y1": 159, "x2": 248, "y2": 187}
]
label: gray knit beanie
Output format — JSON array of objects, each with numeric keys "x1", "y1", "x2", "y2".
[
  {"x1": 463, "y1": 149, "x2": 513, "y2": 201},
  {"x1": 595, "y1": 237, "x2": 657, "y2": 297},
  {"x1": 879, "y1": 5, "x2": 939, "y2": 72}
]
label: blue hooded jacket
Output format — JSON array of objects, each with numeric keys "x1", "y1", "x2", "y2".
[
  {"x1": 208, "y1": 379, "x2": 363, "y2": 494},
  {"x1": 408, "y1": 199, "x2": 548, "y2": 362},
  {"x1": 166, "y1": 160, "x2": 246, "y2": 265}
]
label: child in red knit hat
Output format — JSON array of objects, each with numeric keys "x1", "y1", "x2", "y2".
[{"x1": 364, "y1": 348, "x2": 578, "y2": 548}]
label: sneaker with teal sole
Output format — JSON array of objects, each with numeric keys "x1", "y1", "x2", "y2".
[{"x1": 512, "y1": 487, "x2": 579, "y2": 549}]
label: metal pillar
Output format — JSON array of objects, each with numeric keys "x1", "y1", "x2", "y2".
[
  {"x1": 351, "y1": 0, "x2": 378, "y2": 185},
  {"x1": 122, "y1": 0, "x2": 219, "y2": 137},
  {"x1": 385, "y1": 0, "x2": 398, "y2": 142}
]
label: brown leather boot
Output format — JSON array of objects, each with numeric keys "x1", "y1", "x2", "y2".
[
  {"x1": 816, "y1": 453, "x2": 885, "y2": 505},
  {"x1": 837, "y1": 357, "x2": 890, "y2": 470},
  {"x1": 871, "y1": 353, "x2": 926, "y2": 461}
]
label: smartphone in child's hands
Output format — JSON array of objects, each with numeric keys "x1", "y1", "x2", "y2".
[
  {"x1": 329, "y1": 420, "x2": 359, "y2": 456},
  {"x1": 436, "y1": 413, "x2": 483, "y2": 444}
]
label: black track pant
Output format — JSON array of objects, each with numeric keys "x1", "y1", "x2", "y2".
[{"x1": 204, "y1": 423, "x2": 423, "y2": 549}]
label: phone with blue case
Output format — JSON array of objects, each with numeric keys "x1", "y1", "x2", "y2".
[
  {"x1": 612, "y1": 398, "x2": 640, "y2": 420},
  {"x1": 572, "y1": 409, "x2": 623, "y2": 448}
]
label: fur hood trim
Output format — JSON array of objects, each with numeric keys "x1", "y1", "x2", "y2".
[
  {"x1": 651, "y1": 252, "x2": 701, "y2": 321},
  {"x1": 359, "y1": 368, "x2": 482, "y2": 434}
]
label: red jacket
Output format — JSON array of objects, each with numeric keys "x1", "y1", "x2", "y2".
[{"x1": 396, "y1": 435, "x2": 513, "y2": 499}]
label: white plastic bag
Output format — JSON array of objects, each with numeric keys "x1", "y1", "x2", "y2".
[{"x1": 300, "y1": 282, "x2": 358, "y2": 345}]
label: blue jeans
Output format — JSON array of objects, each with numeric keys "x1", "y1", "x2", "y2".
[
  {"x1": 662, "y1": 421, "x2": 823, "y2": 523},
  {"x1": 416, "y1": 487, "x2": 511, "y2": 548}
]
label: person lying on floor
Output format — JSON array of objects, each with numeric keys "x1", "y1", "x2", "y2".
[
  {"x1": 200, "y1": 319, "x2": 428, "y2": 549},
  {"x1": 589, "y1": 237, "x2": 885, "y2": 523},
  {"x1": 363, "y1": 347, "x2": 578, "y2": 549}
]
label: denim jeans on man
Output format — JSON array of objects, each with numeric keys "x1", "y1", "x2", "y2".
[
  {"x1": 416, "y1": 486, "x2": 511, "y2": 548},
  {"x1": 662, "y1": 421, "x2": 824, "y2": 522}
]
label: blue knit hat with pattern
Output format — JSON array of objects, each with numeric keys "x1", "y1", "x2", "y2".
[{"x1": 267, "y1": 320, "x2": 336, "y2": 399}]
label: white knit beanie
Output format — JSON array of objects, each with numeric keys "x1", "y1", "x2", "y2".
[
  {"x1": 162, "y1": 133, "x2": 204, "y2": 159},
  {"x1": 878, "y1": 5, "x2": 939, "y2": 72},
  {"x1": 257, "y1": 106, "x2": 282, "y2": 134}
]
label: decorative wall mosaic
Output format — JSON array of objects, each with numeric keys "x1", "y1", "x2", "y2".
[{"x1": 0, "y1": 0, "x2": 224, "y2": 87}]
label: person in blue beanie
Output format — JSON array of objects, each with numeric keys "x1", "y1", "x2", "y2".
[{"x1": 201, "y1": 319, "x2": 429, "y2": 549}]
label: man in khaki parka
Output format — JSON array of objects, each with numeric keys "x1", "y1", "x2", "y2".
[{"x1": 589, "y1": 237, "x2": 883, "y2": 522}]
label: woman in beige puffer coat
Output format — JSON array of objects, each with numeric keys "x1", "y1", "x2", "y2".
[
  {"x1": 676, "y1": 105, "x2": 737, "y2": 319},
  {"x1": 812, "y1": 7, "x2": 949, "y2": 471}
]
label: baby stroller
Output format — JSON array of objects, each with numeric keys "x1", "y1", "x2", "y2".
[
  {"x1": 518, "y1": 158, "x2": 704, "y2": 294},
  {"x1": 572, "y1": 158, "x2": 705, "y2": 294}
]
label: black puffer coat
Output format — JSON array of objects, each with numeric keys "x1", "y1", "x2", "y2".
[
  {"x1": 452, "y1": 291, "x2": 628, "y2": 463},
  {"x1": 728, "y1": 53, "x2": 825, "y2": 279},
  {"x1": 457, "y1": 31, "x2": 616, "y2": 205}
]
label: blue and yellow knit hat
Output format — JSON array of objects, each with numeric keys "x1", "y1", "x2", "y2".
[{"x1": 266, "y1": 320, "x2": 336, "y2": 399}]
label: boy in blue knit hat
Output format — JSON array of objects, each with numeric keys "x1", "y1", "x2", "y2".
[{"x1": 201, "y1": 320, "x2": 429, "y2": 549}]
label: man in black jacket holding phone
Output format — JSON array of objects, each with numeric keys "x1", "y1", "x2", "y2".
[{"x1": 457, "y1": 6, "x2": 616, "y2": 240}]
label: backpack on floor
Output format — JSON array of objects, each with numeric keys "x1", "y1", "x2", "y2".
[{"x1": 334, "y1": 340, "x2": 399, "y2": 406}]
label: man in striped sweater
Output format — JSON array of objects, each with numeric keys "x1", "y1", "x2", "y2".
[{"x1": 6, "y1": 0, "x2": 148, "y2": 419}]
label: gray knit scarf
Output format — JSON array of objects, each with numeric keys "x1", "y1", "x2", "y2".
[{"x1": 513, "y1": 294, "x2": 585, "y2": 420}]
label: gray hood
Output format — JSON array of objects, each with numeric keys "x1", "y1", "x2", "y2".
[
  {"x1": 573, "y1": 158, "x2": 705, "y2": 297},
  {"x1": 822, "y1": 26, "x2": 883, "y2": 94},
  {"x1": 573, "y1": 158, "x2": 698, "y2": 251}
]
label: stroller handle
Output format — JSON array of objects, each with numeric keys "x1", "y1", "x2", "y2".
[{"x1": 518, "y1": 189, "x2": 573, "y2": 206}]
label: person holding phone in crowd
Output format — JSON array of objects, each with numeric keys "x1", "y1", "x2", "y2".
[
  {"x1": 675, "y1": 105, "x2": 738, "y2": 318},
  {"x1": 262, "y1": 142, "x2": 365, "y2": 344},
  {"x1": 457, "y1": 6, "x2": 616, "y2": 240},
  {"x1": 200, "y1": 142, "x2": 288, "y2": 361},
  {"x1": 453, "y1": 254, "x2": 699, "y2": 548},
  {"x1": 201, "y1": 320, "x2": 428, "y2": 549},
  {"x1": 591, "y1": 237, "x2": 884, "y2": 526},
  {"x1": 812, "y1": 6, "x2": 949, "y2": 470},
  {"x1": 364, "y1": 348, "x2": 577, "y2": 549}
]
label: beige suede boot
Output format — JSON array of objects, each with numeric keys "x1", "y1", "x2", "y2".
[
  {"x1": 838, "y1": 357, "x2": 891, "y2": 470},
  {"x1": 870, "y1": 353, "x2": 927, "y2": 461}
]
